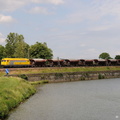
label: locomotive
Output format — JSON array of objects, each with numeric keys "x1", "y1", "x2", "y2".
[
  {"x1": 1, "y1": 58, "x2": 31, "y2": 67},
  {"x1": 1, "y1": 58, "x2": 120, "y2": 68}
]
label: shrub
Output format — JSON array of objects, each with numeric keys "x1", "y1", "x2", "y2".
[
  {"x1": 55, "y1": 73, "x2": 63, "y2": 79},
  {"x1": 18, "y1": 74, "x2": 28, "y2": 80},
  {"x1": 98, "y1": 74, "x2": 105, "y2": 79}
]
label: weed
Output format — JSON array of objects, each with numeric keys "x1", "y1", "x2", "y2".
[{"x1": 98, "y1": 74, "x2": 105, "y2": 79}]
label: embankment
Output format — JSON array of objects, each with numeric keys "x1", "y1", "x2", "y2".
[
  {"x1": 0, "y1": 77, "x2": 36, "y2": 119},
  {"x1": 2, "y1": 70, "x2": 120, "y2": 118},
  {"x1": 10, "y1": 70, "x2": 120, "y2": 82}
]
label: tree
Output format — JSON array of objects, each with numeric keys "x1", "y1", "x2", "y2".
[
  {"x1": 4, "y1": 33, "x2": 18, "y2": 57},
  {"x1": 115, "y1": 55, "x2": 120, "y2": 59},
  {"x1": 30, "y1": 42, "x2": 53, "y2": 59},
  {"x1": 4, "y1": 33, "x2": 29, "y2": 58},
  {"x1": 4, "y1": 33, "x2": 53, "y2": 59},
  {"x1": 14, "y1": 35, "x2": 29, "y2": 58},
  {"x1": 99, "y1": 52, "x2": 112, "y2": 59},
  {"x1": 0, "y1": 45, "x2": 5, "y2": 60}
]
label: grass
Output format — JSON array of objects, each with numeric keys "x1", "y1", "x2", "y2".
[
  {"x1": 0, "y1": 77, "x2": 36, "y2": 119},
  {"x1": 1, "y1": 66, "x2": 120, "y2": 76},
  {"x1": 29, "y1": 80, "x2": 49, "y2": 85}
]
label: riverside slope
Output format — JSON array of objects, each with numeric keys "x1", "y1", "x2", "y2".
[{"x1": 0, "y1": 77, "x2": 36, "y2": 119}]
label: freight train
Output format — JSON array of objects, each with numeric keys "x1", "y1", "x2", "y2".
[{"x1": 1, "y1": 58, "x2": 120, "y2": 68}]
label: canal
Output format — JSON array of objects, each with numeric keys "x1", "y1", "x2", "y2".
[{"x1": 7, "y1": 78, "x2": 120, "y2": 120}]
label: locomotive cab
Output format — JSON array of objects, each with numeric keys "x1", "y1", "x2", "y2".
[{"x1": 1, "y1": 59, "x2": 10, "y2": 66}]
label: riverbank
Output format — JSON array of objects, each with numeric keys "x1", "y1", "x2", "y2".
[
  {"x1": 7, "y1": 78, "x2": 120, "y2": 120},
  {"x1": 1, "y1": 66, "x2": 120, "y2": 119},
  {"x1": 20, "y1": 70, "x2": 120, "y2": 82},
  {"x1": 0, "y1": 77, "x2": 36, "y2": 119},
  {"x1": 1, "y1": 66, "x2": 120, "y2": 77}
]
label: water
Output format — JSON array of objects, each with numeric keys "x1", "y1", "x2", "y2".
[{"x1": 7, "y1": 78, "x2": 120, "y2": 120}]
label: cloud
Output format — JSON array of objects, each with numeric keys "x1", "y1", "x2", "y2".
[
  {"x1": 0, "y1": 0, "x2": 65, "y2": 17},
  {"x1": 87, "y1": 0, "x2": 120, "y2": 21},
  {"x1": 0, "y1": 33, "x2": 5, "y2": 44},
  {"x1": 80, "y1": 44, "x2": 86, "y2": 47},
  {"x1": 29, "y1": 6, "x2": 49, "y2": 14},
  {"x1": 114, "y1": 51, "x2": 120, "y2": 56},
  {"x1": 0, "y1": 0, "x2": 27, "y2": 12},
  {"x1": 92, "y1": 0, "x2": 120, "y2": 16},
  {"x1": 0, "y1": 14, "x2": 14, "y2": 23},
  {"x1": 0, "y1": 0, "x2": 64, "y2": 13},
  {"x1": 60, "y1": 0, "x2": 120, "y2": 25},
  {"x1": 89, "y1": 25, "x2": 112, "y2": 32},
  {"x1": 31, "y1": 0, "x2": 64, "y2": 5}
]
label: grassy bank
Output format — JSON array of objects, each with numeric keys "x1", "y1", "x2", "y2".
[
  {"x1": 29, "y1": 80, "x2": 49, "y2": 85},
  {"x1": 0, "y1": 77, "x2": 36, "y2": 119},
  {"x1": 3, "y1": 66, "x2": 120, "y2": 75}
]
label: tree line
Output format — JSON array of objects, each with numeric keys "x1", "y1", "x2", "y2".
[
  {"x1": 0, "y1": 33, "x2": 53, "y2": 60},
  {"x1": 99, "y1": 52, "x2": 120, "y2": 59},
  {"x1": 0, "y1": 32, "x2": 120, "y2": 61}
]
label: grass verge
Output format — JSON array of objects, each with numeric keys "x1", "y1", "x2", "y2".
[
  {"x1": 0, "y1": 77, "x2": 36, "y2": 119},
  {"x1": 29, "y1": 80, "x2": 49, "y2": 85},
  {"x1": 0, "y1": 66, "x2": 120, "y2": 77}
]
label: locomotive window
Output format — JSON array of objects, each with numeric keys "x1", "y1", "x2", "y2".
[{"x1": 2, "y1": 60, "x2": 6, "y2": 62}]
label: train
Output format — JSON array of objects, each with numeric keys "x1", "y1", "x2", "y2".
[{"x1": 1, "y1": 58, "x2": 120, "y2": 68}]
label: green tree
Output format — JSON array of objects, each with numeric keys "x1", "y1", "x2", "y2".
[
  {"x1": 30, "y1": 42, "x2": 53, "y2": 59},
  {"x1": 0, "y1": 45, "x2": 5, "y2": 60},
  {"x1": 115, "y1": 55, "x2": 120, "y2": 59},
  {"x1": 4, "y1": 33, "x2": 18, "y2": 57},
  {"x1": 99, "y1": 52, "x2": 112, "y2": 59},
  {"x1": 14, "y1": 35, "x2": 29, "y2": 58},
  {"x1": 4, "y1": 33, "x2": 29, "y2": 58}
]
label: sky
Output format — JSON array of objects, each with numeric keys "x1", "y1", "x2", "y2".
[{"x1": 0, "y1": 0, "x2": 120, "y2": 59}]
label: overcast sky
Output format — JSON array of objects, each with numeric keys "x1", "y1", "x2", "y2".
[{"x1": 0, "y1": 0, "x2": 120, "y2": 59}]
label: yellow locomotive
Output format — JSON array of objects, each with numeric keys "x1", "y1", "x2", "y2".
[{"x1": 1, "y1": 58, "x2": 31, "y2": 67}]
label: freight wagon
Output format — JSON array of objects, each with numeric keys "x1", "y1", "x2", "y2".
[{"x1": 1, "y1": 58, "x2": 120, "y2": 68}]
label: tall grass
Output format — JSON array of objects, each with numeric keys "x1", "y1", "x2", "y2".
[{"x1": 0, "y1": 77, "x2": 36, "y2": 119}]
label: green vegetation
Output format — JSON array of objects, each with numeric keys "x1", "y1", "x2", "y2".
[
  {"x1": 2, "y1": 66, "x2": 120, "y2": 76},
  {"x1": 0, "y1": 45, "x2": 5, "y2": 60},
  {"x1": 0, "y1": 66, "x2": 120, "y2": 77},
  {"x1": 99, "y1": 52, "x2": 112, "y2": 59},
  {"x1": 30, "y1": 42, "x2": 53, "y2": 59},
  {"x1": 1, "y1": 32, "x2": 120, "y2": 61},
  {"x1": 98, "y1": 73, "x2": 105, "y2": 79},
  {"x1": 115, "y1": 55, "x2": 120, "y2": 59},
  {"x1": 4, "y1": 33, "x2": 29, "y2": 58},
  {"x1": 55, "y1": 73, "x2": 64, "y2": 79},
  {"x1": 18, "y1": 74, "x2": 28, "y2": 80},
  {"x1": 0, "y1": 32, "x2": 53, "y2": 60},
  {"x1": 30, "y1": 80, "x2": 49, "y2": 85},
  {"x1": 0, "y1": 77, "x2": 36, "y2": 119}
]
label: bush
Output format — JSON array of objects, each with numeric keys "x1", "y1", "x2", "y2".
[
  {"x1": 55, "y1": 73, "x2": 63, "y2": 79},
  {"x1": 18, "y1": 74, "x2": 28, "y2": 80},
  {"x1": 98, "y1": 74, "x2": 105, "y2": 79}
]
